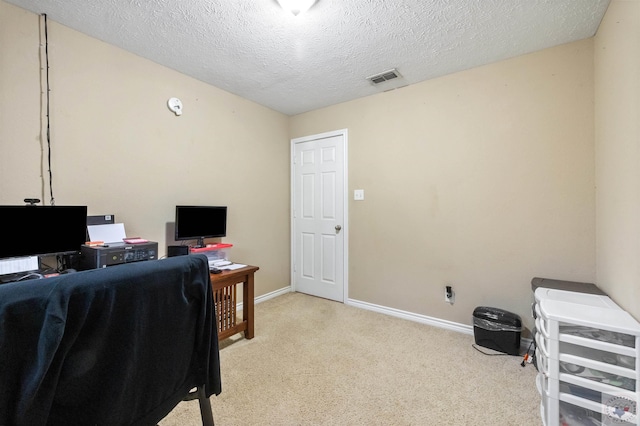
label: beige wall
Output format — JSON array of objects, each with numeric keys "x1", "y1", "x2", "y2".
[
  {"x1": 595, "y1": 0, "x2": 640, "y2": 320},
  {"x1": 4, "y1": 0, "x2": 636, "y2": 328},
  {"x1": 291, "y1": 40, "x2": 596, "y2": 331},
  {"x1": 0, "y1": 1, "x2": 291, "y2": 297}
]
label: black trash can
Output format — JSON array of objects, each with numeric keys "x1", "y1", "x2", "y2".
[{"x1": 473, "y1": 306, "x2": 522, "y2": 355}]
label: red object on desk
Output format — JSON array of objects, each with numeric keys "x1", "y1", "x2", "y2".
[
  {"x1": 190, "y1": 243, "x2": 233, "y2": 253},
  {"x1": 123, "y1": 237, "x2": 149, "y2": 244}
]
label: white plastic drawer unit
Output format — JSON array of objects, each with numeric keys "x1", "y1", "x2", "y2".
[
  {"x1": 558, "y1": 341, "x2": 636, "y2": 391},
  {"x1": 558, "y1": 399, "x2": 636, "y2": 426},
  {"x1": 534, "y1": 288, "x2": 620, "y2": 308},
  {"x1": 559, "y1": 382, "x2": 637, "y2": 425},
  {"x1": 533, "y1": 289, "x2": 640, "y2": 426}
]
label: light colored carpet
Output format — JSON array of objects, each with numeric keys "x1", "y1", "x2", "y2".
[{"x1": 159, "y1": 292, "x2": 541, "y2": 425}]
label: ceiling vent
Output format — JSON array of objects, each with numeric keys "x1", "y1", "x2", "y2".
[{"x1": 367, "y1": 69, "x2": 402, "y2": 85}]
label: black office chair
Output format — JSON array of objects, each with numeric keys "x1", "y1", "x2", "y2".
[
  {"x1": 183, "y1": 386, "x2": 215, "y2": 426},
  {"x1": 0, "y1": 255, "x2": 220, "y2": 426}
]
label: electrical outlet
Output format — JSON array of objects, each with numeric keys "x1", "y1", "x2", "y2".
[
  {"x1": 445, "y1": 285, "x2": 454, "y2": 304},
  {"x1": 354, "y1": 189, "x2": 365, "y2": 201}
]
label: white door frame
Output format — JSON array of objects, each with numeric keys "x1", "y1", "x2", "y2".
[{"x1": 290, "y1": 128, "x2": 349, "y2": 302}]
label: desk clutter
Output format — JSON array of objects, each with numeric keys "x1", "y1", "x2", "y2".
[
  {"x1": 190, "y1": 242, "x2": 233, "y2": 257},
  {"x1": 168, "y1": 243, "x2": 232, "y2": 258},
  {"x1": 167, "y1": 243, "x2": 244, "y2": 271},
  {"x1": 209, "y1": 259, "x2": 247, "y2": 272}
]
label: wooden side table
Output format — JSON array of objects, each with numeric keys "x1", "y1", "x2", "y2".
[{"x1": 209, "y1": 265, "x2": 259, "y2": 341}]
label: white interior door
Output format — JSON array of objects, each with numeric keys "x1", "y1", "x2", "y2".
[{"x1": 291, "y1": 130, "x2": 347, "y2": 302}]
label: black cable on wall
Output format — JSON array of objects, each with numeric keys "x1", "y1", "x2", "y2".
[{"x1": 42, "y1": 13, "x2": 55, "y2": 206}]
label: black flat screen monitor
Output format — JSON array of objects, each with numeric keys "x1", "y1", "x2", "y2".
[
  {"x1": 175, "y1": 205, "x2": 227, "y2": 248},
  {"x1": 0, "y1": 205, "x2": 88, "y2": 259}
]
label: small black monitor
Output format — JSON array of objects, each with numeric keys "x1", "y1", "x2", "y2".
[
  {"x1": 0, "y1": 205, "x2": 88, "y2": 259},
  {"x1": 175, "y1": 205, "x2": 227, "y2": 248}
]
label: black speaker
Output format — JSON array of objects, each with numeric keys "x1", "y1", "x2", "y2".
[
  {"x1": 60, "y1": 253, "x2": 82, "y2": 271},
  {"x1": 167, "y1": 245, "x2": 189, "y2": 257}
]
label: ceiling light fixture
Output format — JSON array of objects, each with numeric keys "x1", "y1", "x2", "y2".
[{"x1": 276, "y1": 0, "x2": 317, "y2": 16}]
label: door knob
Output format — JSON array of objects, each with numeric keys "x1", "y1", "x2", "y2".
[{"x1": 335, "y1": 225, "x2": 342, "y2": 232}]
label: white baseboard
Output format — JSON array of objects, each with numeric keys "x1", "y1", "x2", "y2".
[
  {"x1": 346, "y1": 297, "x2": 534, "y2": 355},
  {"x1": 236, "y1": 288, "x2": 534, "y2": 355},
  {"x1": 236, "y1": 286, "x2": 292, "y2": 312},
  {"x1": 346, "y1": 297, "x2": 474, "y2": 335},
  {"x1": 236, "y1": 288, "x2": 473, "y2": 336}
]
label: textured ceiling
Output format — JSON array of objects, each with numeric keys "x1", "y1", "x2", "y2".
[{"x1": 6, "y1": 0, "x2": 610, "y2": 116}]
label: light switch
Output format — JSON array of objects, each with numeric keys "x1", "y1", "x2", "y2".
[{"x1": 354, "y1": 189, "x2": 365, "y2": 201}]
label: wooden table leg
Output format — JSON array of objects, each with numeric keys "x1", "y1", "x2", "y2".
[
  {"x1": 244, "y1": 272, "x2": 255, "y2": 339},
  {"x1": 210, "y1": 266, "x2": 258, "y2": 341}
]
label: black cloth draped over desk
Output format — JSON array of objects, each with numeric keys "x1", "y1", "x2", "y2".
[{"x1": 0, "y1": 254, "x2": 221, "y2": 426}]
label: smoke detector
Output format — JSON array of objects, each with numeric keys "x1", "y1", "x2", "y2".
[{"x1": 167, "y1": 97, "x2": 183, "y2": 116}]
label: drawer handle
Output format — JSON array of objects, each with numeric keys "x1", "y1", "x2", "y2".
[
  {"x1": 536, "y1": 315, "x2": 550, "y2": 338},
  {"x1": 536, "y1": 350, "x2": 549, "y2": 375},
  {"x1": 535, "y1": 332, "x2": 550, "y2": 358}
]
